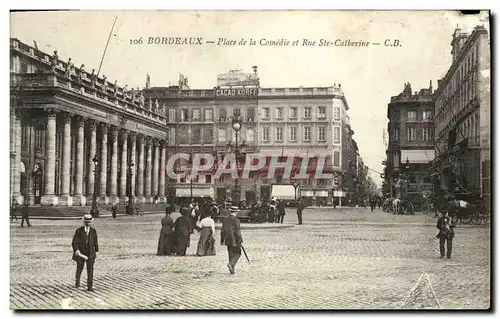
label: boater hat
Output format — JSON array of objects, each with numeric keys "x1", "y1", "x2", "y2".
[{"x1": 83, "y1": 214, "x2": 94, "y2": 222}]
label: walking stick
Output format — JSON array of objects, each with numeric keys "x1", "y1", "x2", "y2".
[{"x1": 241, "y1": 245, "x2": 250, "y2": 263}]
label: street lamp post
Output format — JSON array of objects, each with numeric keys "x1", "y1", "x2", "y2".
[
  {"x1": 292, "y1": 181, "x2": 300, "y2": 200},
  {"x1": 90, "y1": 155, "x2": 100, "y2": 218},
  {"x1": 228, "y1": 117, "x2": 246, "y2": 206},
  {"x1": 126, "y1": 162, "x2": 135, "y2": 215}
]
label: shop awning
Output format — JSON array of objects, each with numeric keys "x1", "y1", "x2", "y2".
[{"x1": 401, "y1": 149, "x2": 435, "y2": 164}]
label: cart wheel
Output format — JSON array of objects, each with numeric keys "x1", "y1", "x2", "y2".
[{"x1": 459, "y1": 216, "x2": 470, "y2": 225}]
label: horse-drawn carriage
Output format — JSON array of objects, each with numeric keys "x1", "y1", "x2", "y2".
[{"x1": 445, "y1": 192, "x2": 489, "y2": 225}]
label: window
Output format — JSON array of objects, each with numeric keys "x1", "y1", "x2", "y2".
[
  {"x1": 206, "y1": 175, "x2": 212, "y2": 184},
  {"x1": 289, "y1": 126, "x2": 297, "y2": 141},
  {"x1": 318, "y1": 126, "x2": 326, "y2": 141},
  {"x1": 219, "y1": 108, "x2": 227, "y2": 119},
  {"x1": 203, "y1": 127, "x2": 213, "y2": 143},
  {"x1": 290, "y1": 107, "x2": 298, "y2": 118},
  {"x1": 304, "y1": 107, "x2": 311, "y2": 118},
  {"x1": 407, "y1": 111, "x2": 416, "y2": 121},
  {"x1": 205, "y1": 109, "x2": 213, "y2": 120},
  {"x1": 218, "y1": 128, "x2": 226, "y2": 142},
  {"x1": 263, "y1": 108, "x2": 270, "y2": 118},
  {"x1": 333, "y1": 127, "x2": 340, "y2": 143},
  {"x1": 192, "y1": 126, "x2": 201, "y2": 141},
  {"x1": 422, "y1": 127, "x2": 431, "y2": 141},
  {"x1": 246, "y1": 129, "x2": 255, "y2": 142},
  {"x1": 193, "y1": 109, "x2": 201, "y2": 121},
  {"x1": 318, "y1": 106, "x2": 326, "y2": 118},
  {"x1": 333, "y1": 107, "x2": 341, "y2": 121},
  {"x1": 276, "y1": 108, "x2": 283, "y2": 119},
  {"x1": 168, "y1": 109, "x2": 176, "y2": 123},
  {"x1": 181, "y1": 109, "x2": 189, "y2": 121},
  {"x1": 407, "y1": 127, "x2": 416, "y2": 141},
  {"x1": 233, "y1": 108, "x2": 241, "y2": 117},
  {"x1": 304, "y1": 126, "x2": 311, "y2": 141},
  {"x1": 247, "y1": 107, "x2": 256, "y2": 119},
  {"x1": 262, "y1": 127, "x2": 270, "y2": 141},
  {"x1": 393, "y1": 127, "x2": 400, "y2": 141},
  {"x1": 423, "y1": 110, "x2": 432, "y2": 121},
  {"x1": 333, "y1": 151, "x2": 340, "y2": 167},
  {"x1": 276, "y1": 127, "x2": 283, "y2": 141}
]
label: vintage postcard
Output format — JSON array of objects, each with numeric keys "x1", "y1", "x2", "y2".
[{"x1": 9, "y1": 10, "x2": 491, "y2": 310}]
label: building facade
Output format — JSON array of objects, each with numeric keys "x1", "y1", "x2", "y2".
[
  {"x1": 386, "y1": 81, "x2": 435, "y2": 205},
  {"x1": 10, "y1": 38, "x2": 170, "y2": 206},
  {"x1": 432, "y1": 26, "x2": 490, "y2": 205},
  {"x1": 146, "y1": 79, "x2": 355, "y2": 205}
]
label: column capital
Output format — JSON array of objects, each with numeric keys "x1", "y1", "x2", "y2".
[
  {"x1": 109, "y1": 126, "x2": 119, "y2": 142},
  {"x1": 160, "y1": 140, "x2": 168, "y2": 148},
  {"x1": 45, "y1": 108, "x2": 59, "y2": 119},
  {"x1": 74, "y1": 115, "x2": 85, "y2": 127},
  {"x1": 120, "y1": 128, "x2": 129, "y2": 139},
  {"x1": 100, "y1": 122, "x2": 108, "y2": 133},
  {"x1": 145, "y1": 136, "x2": 153, "y2": 146},
  {"x1": 137, "y1": 134, "x2": 146, "y2": 143},
  {"x1": 59, "y1": 112, "x2": 73, "y2": 124},
  {"x1": 153, "y1": 138, "x2": 161, "y2": 147},
  {"x1": 87, "y1": 118, "x2": 98, "y2": 130},
  {"x1": 128, "y1": 131, "x2": 137, "y2": 140}
]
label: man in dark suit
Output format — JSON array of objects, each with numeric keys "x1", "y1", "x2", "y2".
[
  {"x1": 72, "y1": 214, "x2": 99, "y2": 291},
  {"x1": 20, "y1": 202, "x2": 31, "y2": 227},
  {"x1": 296, "y1": 199, "x2": 305, "y2": 225},
  {"x1": 436, "y1": 211, "x2": 456, "y2": 259},
  {"x1": 277, "y1": 200, "x2": 286, "y2": 224},
  {"x1": 221, "y1": 207, "x2": 243, "y2": 275}
]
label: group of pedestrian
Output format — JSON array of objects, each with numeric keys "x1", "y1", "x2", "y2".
[{"x1": 10, "y1": 199, "x2": 31, "y2": 227}]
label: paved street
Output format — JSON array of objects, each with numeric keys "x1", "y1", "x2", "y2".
[{"x1": 10, "y1": 207, "x2": 490, "y2": 310}]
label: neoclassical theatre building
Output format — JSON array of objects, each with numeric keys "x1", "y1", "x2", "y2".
[{"x1": 10, "y1": 38, "x2": 170, "y2": 207}]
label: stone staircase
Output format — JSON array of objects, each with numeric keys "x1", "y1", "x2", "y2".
[{"x1": 26, "y1": 204, "x2": 166, "y2": 218}]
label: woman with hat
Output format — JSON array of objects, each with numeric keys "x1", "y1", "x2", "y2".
[
  {"x1": 173, "y1": 204, "x2": 192, "y2": 256},
  {"x1": 71, "y1": 214, "x2": 99, "y2": 292}
]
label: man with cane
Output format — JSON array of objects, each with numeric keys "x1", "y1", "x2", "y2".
[{"x1": 221, "y1": 206, "x2": 244, "y2": 275}]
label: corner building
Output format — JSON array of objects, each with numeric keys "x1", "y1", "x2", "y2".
[
  {"x1": 431, "y1": 26, "x2": 490, "y2": 205},
  {"x1": 10, "y1": 38, "x2": 170, "y2": 207}
]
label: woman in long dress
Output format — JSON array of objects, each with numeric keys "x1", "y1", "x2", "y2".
[
  {"x1": 173, "y1": 205, "x2": 192, "y2": 256},
  {"x1": 196, "y1": 210, "x2": 216, "y2": 256},
  {"x1": 157, "y1": 212, "x2": 174, "y2": 256}
]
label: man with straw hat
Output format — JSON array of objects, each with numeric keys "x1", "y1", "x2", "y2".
[{"x1": 72, "y1": 214, "x2": 99, "y2": 292}]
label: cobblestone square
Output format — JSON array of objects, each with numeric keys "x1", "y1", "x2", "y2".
[{"x1": 10, "y1": 208, "x2": 490, "y2": 310}]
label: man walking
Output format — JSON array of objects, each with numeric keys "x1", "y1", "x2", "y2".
[
  {"x1": 20, "y1": 202, "x2": 31, "y2": 227},
  {"x1": 221, "y1": 207, "x2": 243, "y2": 275},
  {"x1": 436, "y1": 211, "x2": 455, "y2": 259},
  {"x1": 296, "y1": 199, "x2": 305, "y2": 225},
  {"x1": 72, "y1": 214, "x2": 99, "y2": 291},
  {"x1": 11, "y1": 199, "x2": 19, "y2": 222},
  {"x1": 277, "y1": 200, "x2": 286, "y2": 224}
]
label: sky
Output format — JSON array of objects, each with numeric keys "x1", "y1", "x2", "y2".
[{"x1": 9, "y1": 10, "x2": 489, "y2": 187}]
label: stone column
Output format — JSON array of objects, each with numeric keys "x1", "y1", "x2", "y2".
[
  {"x1": 159, "y1": 140, "x2": 167, "y2": 203},
  {"x1": 59, "y1": 113, "x2": 73, "y2": 206},
  {"x1": 136, "y1": 134, "x2": 145, "y2": 203},
  {"x1": 73, "y1": 116, "x2": 86, "y2": 206},
  {"x1": 119, "y1": 129, "x2": 128, "y2": 204},
  {"x1": 41, "y1": 110, "x2": 58, "y2": 206},
  {"x1": 129, "y1": 132, "x2": 137, "y2": 201},
  {"x1": 109, "y1": 126, "x2": 119, "y2": 204},
  {"x1": 86, "y1": 120, "x2": 97, "y2": 199},
  {"x1": 152, "y1": 139, "x2": 160, "y2": 202},
  {"x1": 14, "y1": 110, "x2": 23, "y2": 204},
  {"x1": 98, "y1": 123, "x2": 109, "y2": 204},
  {"x1": 144, "y1": 137, "x2": 153, "y2": 203}
]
